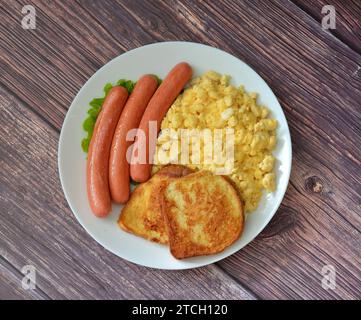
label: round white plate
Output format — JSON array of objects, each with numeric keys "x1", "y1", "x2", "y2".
[{"x1": 58, "y1": 41, "x2": 292, "y2": 270}]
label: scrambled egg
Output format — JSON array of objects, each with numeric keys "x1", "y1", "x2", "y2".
[{"x1": 154, "y1": 71, "x2": 278, "y2": 212}]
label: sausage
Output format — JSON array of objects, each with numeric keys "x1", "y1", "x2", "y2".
[
  {"x1": 87, "y1": 86, "x2": 128, "y2": 217},
  {"x1": 130, "y1": 62, "x2": 192, "y2": 182},
  {"x1": 109, "y1": 75, "x2": 158, "y2": 203}
]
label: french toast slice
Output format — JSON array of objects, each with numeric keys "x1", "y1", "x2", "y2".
[
  {"x1": 118, "y1": 165, "x2": 193, "y2": 244},
  {"x1": 161, "y1": 171, "x2": 244, "y2": 258}
]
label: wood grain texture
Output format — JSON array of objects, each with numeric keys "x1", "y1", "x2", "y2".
[
  {"x1": 293, "y1": 0, "x2": 361, "y2": 54},
  {"x1": 0, "y1": 0, "x2": 112, "y2": 129},
  {"x1": 0, "y1": 86, "x2": 255, "y2": 300},
  {"x1": 0, "y1": 0, "x2": 360, "y2": 299},
  {"x1": 0, "y1": 256, "x2": 49, "y2": 300}
]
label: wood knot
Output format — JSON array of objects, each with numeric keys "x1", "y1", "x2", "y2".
[{"x1": 305, "y1": 176, "x2": 323, "y2": 193}]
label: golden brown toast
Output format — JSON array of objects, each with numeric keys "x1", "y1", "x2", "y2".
[
  {"x1": 118, "y1": 165, "x2": 193, "y2": 244},
  {"x1": 161, "y1": 171, "x2": 244, "y2": 259}
]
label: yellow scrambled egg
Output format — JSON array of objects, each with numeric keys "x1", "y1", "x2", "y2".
[{"x1": 154, "y1": 71, "x2": 278, "y2": 212}]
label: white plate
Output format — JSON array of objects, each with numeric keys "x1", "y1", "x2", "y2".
[{"x1": 58, "y1": 41, "x2": 292, "y2": 270}]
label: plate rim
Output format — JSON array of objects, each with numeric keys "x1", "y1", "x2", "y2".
[{"x1": 58, "y1": 41, "x2": 292, "y2": 270}]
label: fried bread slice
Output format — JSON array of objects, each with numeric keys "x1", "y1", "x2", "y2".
[
  {"x1": 161, "y1": 171, "x2": 244, "y2": 258},
  {"x1": 118, "y1": 165, "x2": 193, "y2": 244}
]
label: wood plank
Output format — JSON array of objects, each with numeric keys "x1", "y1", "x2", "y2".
[
  {"x1": 0, "y1": 85, "x2": 256, "y2": 300},
  {"x1": 0, "y1": 0, "x2": 121, "y2": 129},
  {"x1": 0, "y1": 256, "x2": 49, "y2": 300},
  {"x1": 1, "y1": 0, "x2": 202, "y2": 129},
  {"x1": 293, "y1": 0, "x2": 361, "y2": 54}
]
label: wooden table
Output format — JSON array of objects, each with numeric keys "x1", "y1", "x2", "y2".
[{"x1": 1, "y1": 0, "x2": 360, "y2": 300}]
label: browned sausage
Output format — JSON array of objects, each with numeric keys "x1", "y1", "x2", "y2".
[
  {"x1": 109, "y1": 75, "x2": 158, "y2": 203},
  {"x1": 130, "y1": 62, "x2": 192, "y2": 182},
  {"x1": 87, "y1": 86, "x2": 128, "y2": 217}
]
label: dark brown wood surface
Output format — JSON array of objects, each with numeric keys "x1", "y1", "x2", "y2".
[
  {"x1": 294, "y1": 0, "x2": 361, "y2": 54},
  {"x1": 0, "y1": 0, "x2": 360, "y2": 299}
]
